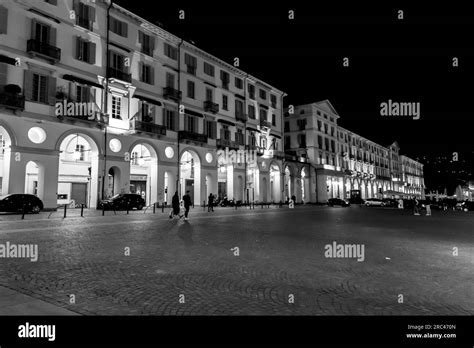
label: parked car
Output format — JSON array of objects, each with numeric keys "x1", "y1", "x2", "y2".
[
  {"x1": 382, "y1": 198, "x2": 398, "y2": 207},
  {"x1": 365, "y1": 198, "x2": 385, "y2": 207},
  {"x1": 327, "y1": 198, "x2": 350, "y2": 207},
  {"x1": 348, "y1": 197, "x2": 365, "y2": 205},
  {"x1": 0, "y1": 194, "x2": 44, "y2": 214},
  {"x1": 99, "y1": 193, "x2": 145, "y2": 210}
]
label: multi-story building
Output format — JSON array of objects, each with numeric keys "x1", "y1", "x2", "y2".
[
  {"x1": 0, "y1": 0, "x2": 285, "y2": 210},
  {"x1": 283, "y1": 101, "x2": 425, "y2": 203}
]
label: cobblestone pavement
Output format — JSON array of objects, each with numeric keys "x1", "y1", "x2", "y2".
[{"x1": 0, "y1": 205, "x2": 473, "y2": 315}]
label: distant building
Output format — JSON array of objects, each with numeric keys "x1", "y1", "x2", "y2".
[{"x1": 283, "y1": 101, "x2": 425, "y2": 203}]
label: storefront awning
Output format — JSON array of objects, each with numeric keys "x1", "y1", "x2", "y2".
[
  {"x1": 218, "y1": 119, "x2": 235, "y2": 127},
  {"x1": 0, "y1": 54, "x2": 16, "y2": 66},
  {"x1": 62, "y1": 74, "x2": 103, "y2": 89},
  {"x1": 185, "y1": 108, "x2": 204, "y2": 118},
  {"x1": 134, "y1": 94, "x2": 162, "y2": 106}
]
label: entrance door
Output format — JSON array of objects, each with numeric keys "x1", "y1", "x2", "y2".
[{"x1": 71, "y1": 183, "x2": 87, "y2": 207}]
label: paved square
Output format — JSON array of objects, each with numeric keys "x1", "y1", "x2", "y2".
[{"x1": 0, "y1": 206, "x2": 472, "y2": 315}]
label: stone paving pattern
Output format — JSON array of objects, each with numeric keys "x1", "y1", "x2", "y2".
[{"x1": 0, "y1": 206, "x2": 472, "y2": 315}]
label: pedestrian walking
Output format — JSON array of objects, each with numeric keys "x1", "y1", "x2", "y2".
[
  {"x1": 183, "y1": 190, "x2": 192, "y2": 220},
  {"x1": 413, "y1": 196, "x2": 420, "y2": 216},
  {"x1": 425, "y1": 201, "x2": 431, "y2": 216},
  {"x1": 169, "y1": 191, "x2": 181, "y2": 219},
  {"x1": 208, "y1": 193, "x2": 214, "y2": 212},
  {"x1": 398, "y1": 198, "x2": 404, "y2": 209}
]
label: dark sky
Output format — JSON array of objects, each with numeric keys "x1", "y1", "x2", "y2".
[{"x1": 114, "y1": 0, "x2": 474, "y2": 160}]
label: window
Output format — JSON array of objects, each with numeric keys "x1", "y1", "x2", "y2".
[
  {"x1": 164, "y1": 43, "x2": 178, "y2": 60},
  {"x1": 204, "y1": 120, "x2": 216, "y2": 139},
  {"x1": 131, "y1": 151, "x2": 139, "y2": 165},
  {"x1": 204, "y1": 62, "x2": 215, "y2": 77},
  {"x1": 139, "y1": 31, "x2": 154, "y2": 56},
  {"x1": 331, "y1": 140, "x2": 335, "y2": 152},
  {"x1": 259, "y1": 89, "x2": 266, "y2": 100},
  {"x1": 235, "y1": 129, "x2": 244, "y2": 145},
  {"x1": 317, "y1": 135, "x2": 323, "y2": 148},
  {"x1": 220, "y1": 70, "x2": 230, "y2": 89},
  {"x1": 221, "y1": 125, "x2": 230, "y2": 140},
  {"x1": 33, "y1": 21, "x2": 51, "y2": 43},
  {"x1": 325, "y1": 137, "x2": 329, "y2": 151},
  {"x1": 205, "y1": 88, "x2": 213, "y2": 102},
  {"x1": 140, "y1": 63, "x2": 154, "y2": 85},
  {"x1": 0, "y1": 134, "x2": 5, "y2": 154},
  {"x1": 75, "y1": 37, "x2": 96, "y2": 64},
  {"x1": 75, "y1": 144, "x2": 85, "y2": 161},
  {"x1": 298, "y1": 134, "x2": 306, "y2": 148},
  {"x1": 272, "y1": 114, "x2": 276, "y2": 126},
  {"x1": 185, "y1": 53, "x2": 197, "y2": 75},
  {"x1": 32, "y1": 73, "x2": 48, "y2": 103},
  {"x1": 285, "y1": 136, "x2": 291, "y2": 149},
  {"x1": 330, "y1": 117, "x2": 334, "y2": 122},
  {"x1": 248, "y1": 84, "x2": 255, "y2": 100},
  {"x1": 76, "y1": 84, "x2": 90, "y2": 103},
  {"x1": 317, "y1": 110, "x2": 321, "y2": 116},
  {"x1": 0, "y1": 6, "x2": 7, "y2": 34},
  {"x1": 248, "y1": 105, "x2": 256, "y2": 119},
  {"x1": 317, "y1": 120, "x2": 322, "y2": 131},
  {"x1": 110, "y1": 17, "x2": 127, "y2": 37},
  {"x1": 222, "y1": 95, "x2": 228, "y2": 110},
  {"x1": 249, "y1": 132, "x2": 256, "y2": 147},
  {"x1": 235, "y1": 99, "x2": 244, "y2": 117},
  {"x1": 235, "y1": 77, "x2": 243, "y2": 89},
  {"x1": 187, "y1": 80, "x2": 195, "y2": 98},
  {"x1": 166, "y1": 72, "x2": 175, "y2": 88},
  {"x1": 76, "y1": 2, "x2": 94, "y2": 31},
  {"x1": 297, "y1": 119, "x2": 306, "y2": 130},
  {"x1": 270, "y1": 94, "x2": 277, "y2": 108},
  {"x1": 284, "y1": 121, "x2": 289, "y2": 132},
  {"x1": 109, "y1": 51, "x2": 126, "y2": 72},
  {"x1": 140, "y1": 101, "x2": 152, "y2": 120},
  {"x1": 111, "y1": 96, "x2": 122, "y2": 119},
  {"x1": 261, "y1": 137, "x2": 267, "y2": 149},
  {"x1": 331, "y1": 126, "x2": 334, "y2": 137},
  {"x1": 185, "y1": 115, "x2": 197, "y2": 133},
  {"x1": 164, "y1": 109, "x2": 176, "y2": 130},
  {"x1": 259, "y1": 108, "x2": 267, "y2": 121},
  {"x1": 323, "y1": 114, "x2": 328, "y2": 119},
  {"x1": 324, "y1": 123, "x2": 328, "y2": 134}
]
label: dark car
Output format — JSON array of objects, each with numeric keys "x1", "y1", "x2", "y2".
[
  {"x1": 0, "y1": 194, "x2": 44, "y2": 214},
  {"x1": 348, "y1": 197, "x2": 365, "y2": 205},
  {"x1": 328, "y1": 198, "x2": 350, "y2": 207},
  {"x1": 382, "y1": 198, "x2": 398, "y2": 207},
  {"x1": 99, "y1": 193, "x2": 145, "y2": 210}
]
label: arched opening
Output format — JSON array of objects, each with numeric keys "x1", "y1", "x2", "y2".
[
  {"x1": 0, "y1": 126, "x2": 12, "y2": 196},
  {"x1": 217, "y1": 157, "x2": 227, "y2": 201},
  {"x1": 130, "y1": 143, "x2": 158, "y2": 205},
  {"x1": 270, "y1": 163, "x2": 281, "y2": 203},
  {"x1": 58, "y1": 133, "x2": 99, "y2": 208},
  {"x1": 108, "y1": 166, "x2": 121, "y2": 198},
  {"x1": 180, "y1": 150, "x2": 201, "y2": 206},
  {"x1": 24, "y1": 161, "x2": 45, "y2": 200}
]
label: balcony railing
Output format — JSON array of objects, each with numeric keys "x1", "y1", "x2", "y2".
[
  {"x1": 260, "y1": 118, "x2": 272, "y2": 128},
  {"x1": 204, "y1": 100, "x2": 219, "y2": 114},
  {"x1": 0, "y1": 92, "x2": 25, "y2": 111},
  {"x1": 236, "y1": 112, "x2": 247, "y2": 122},
  {"x1": 179, "y1": 131, "x2": 208, "y2": 143},
  {"x1": 163, "y1": 87, "x2": 182, "y2": 101},
  {"x1": 27, "y1": 39, "x2": 61, "y2": 62},
  {"x1": 216, "y1": 139, "x2": 238, "y2": 149},
  {"x1": 132, "y1": 120, "x2": 167, "y2": 136},
  {"x1": 108, "y1": 67, "x2": 132, "y2": 83}
]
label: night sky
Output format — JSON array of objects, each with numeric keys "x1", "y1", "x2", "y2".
[{"x1": 114, "y1": 1, "x2": 474, "y2": 161}]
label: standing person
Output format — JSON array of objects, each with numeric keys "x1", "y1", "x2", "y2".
[
  {"x1": 169, "y1": 191, "x2": 181, "y2": 219},
  {"x1": 208, "y1": 193, "x2": 214, "y2": 212},
  {"x1": 183, "y1": 190, "x2": 192, "y2": 220},
  {"x1": 413, "y1": 196, "x2": 420, "y2": 216},
  {"x1": 425, "y1": 197, "x2": 432, "y2": 216}
]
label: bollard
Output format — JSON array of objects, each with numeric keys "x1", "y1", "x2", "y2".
[
  {"x1": 261, "y1": 203, "x2": 263, "y2": 209},
  {"x1": 102, "y1": 205, "x2": 105, "y2": 216},
  {"x1": 81, "y1": 204, "x2": 84, "y2": 217},
  {"x1": 22, "y1": 205, "x2": 26, "y2": 220},
  {"x1": 153, "y1": 203, "x2": 156, "y2": 214},
  {"x1": 127, "y1": 206, "x2": 129, "y2": 214},
  {"x1": 64, "y1": 204, "x2": 67, "y2": 218},
  {"x1": 235, "y1": 204, "x2": 237, "y2": 210}
]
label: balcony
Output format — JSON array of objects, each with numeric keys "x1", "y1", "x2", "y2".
[
  {"x1": 0, "y1": 92, "x2": 25, "y2": 111},
  {"x1": 236, "y1": 112, "x2": 247, "y2": 122},
  {"x1": 216, "y1": 138, "x2": 238, "y2": 150},
  {"x1": 108, "y1": 67, "x2": 132, "y2": 83},
  {"x1": 204, "y1": 100, "x2": 219, "y2": 114},
  {"x1": 179, "y1": 131, "x2": 208, "y2": 144},
  {"x1": 27, "y1": 39, "x2": 61, "y2": 63},
  {"x1": 260, "y1": 118, "x2": 272, "y2": 129},
  {"x1": 163, "y1": 87, "x2": 182, "y2": 102},
  {"x1": 132, "y1": 120, "x2": 167, "y2": 136}
]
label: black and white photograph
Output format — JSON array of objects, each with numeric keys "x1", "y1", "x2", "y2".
[{"x1": 0, "y1": 0, "x2": 473, "y2": 346}]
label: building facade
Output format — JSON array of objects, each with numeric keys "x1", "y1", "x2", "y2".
[
  {"x1": 283, "y1": 101, "x2": 425, "y2": 203},
  {"x1": 0, "y1": 0, "x2": 286, "y2": 210}
]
